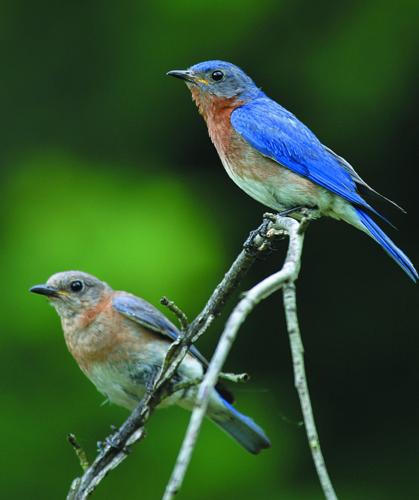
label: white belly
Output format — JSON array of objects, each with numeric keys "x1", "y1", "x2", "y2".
[
  {"x1": 220, "y1": 152, "x2": 333, "y2": 213},
  {"x1": 88, "y1": 362, "x2": 143, "y2": 409},
  {"x1": 87, "y1": 349, "x2": 206, "y2": 411}
]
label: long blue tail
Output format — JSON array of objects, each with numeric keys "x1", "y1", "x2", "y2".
[
  {"x1": 355, "y1": 207, "x2": 418, "y2": 282},
  {"x1": 210, "y1": 400, "x2": 271, "y2": 454}
]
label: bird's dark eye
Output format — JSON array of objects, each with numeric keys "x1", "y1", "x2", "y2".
[
  {"x1": 211, "y1": 70, "x2": 224, "y2": 82},
  {"x1": 70, "y1": 280, "x2": 84, "y2": 293}
]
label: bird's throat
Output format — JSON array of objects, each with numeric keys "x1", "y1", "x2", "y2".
[{"x1": 189, "y1": 88, "x2": 243, "y2": 157}]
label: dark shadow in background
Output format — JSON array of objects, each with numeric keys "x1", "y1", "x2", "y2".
[{"x1": 1, "y1": 1, "x2": 417, "y2": 499}]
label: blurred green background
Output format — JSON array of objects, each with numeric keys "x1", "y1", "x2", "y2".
[{"x1": 1, "y1": 0, "x2": 418, "y2": 498}]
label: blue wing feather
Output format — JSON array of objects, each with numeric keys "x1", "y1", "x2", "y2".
[
  {"x1": 231, "y1": 98, "x2": 380, "y2": 215},
  {"x1": 230, "y1": 98, "x2": 419, "y2": 280}
]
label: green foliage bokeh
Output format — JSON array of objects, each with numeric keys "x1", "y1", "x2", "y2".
[{"x1": 1, "y1": 0, "x2": 418, "y2": 499}]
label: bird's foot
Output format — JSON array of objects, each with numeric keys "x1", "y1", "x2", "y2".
[
  {"x1": 263, "y1": 212, "x2": 278, "y2": 222},
  {"x1": 243, "y1": 216, "x2": 276, "y2": 255}
]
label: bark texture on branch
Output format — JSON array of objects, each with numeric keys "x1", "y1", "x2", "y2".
[{"x1": 163, "y1": 214, "x2": 337, "y2": 500}]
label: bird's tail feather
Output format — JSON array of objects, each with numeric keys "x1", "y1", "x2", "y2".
[
  {"x1": 210, "y1": 399, "x2": 271, "y2": 454},
  {"x1": 355, "y1": 207, "x2": 417, "y2": 282}
]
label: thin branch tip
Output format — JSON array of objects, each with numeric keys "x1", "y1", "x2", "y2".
[
  {"x1": 67, "y1": 433, "x2": 90, "y2": 472},
  {"x1": 219, "y1": 371, "x2": 250, "y2": 383},
  {"x1": 160, "y1": 296, "x2": 189, "y2": 331}
]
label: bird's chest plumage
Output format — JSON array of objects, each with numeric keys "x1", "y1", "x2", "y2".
[
  {"x1": 201, "y1": 96, "x2": 324, "y2": 211},
  {"x1": 64, "y1": 309, "x2": 204, "y2": 411},
  {"x1": 63, "y1": 307, "x2": 127, "y2": 371}
]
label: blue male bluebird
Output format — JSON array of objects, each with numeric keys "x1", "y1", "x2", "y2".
[
  {"x1": 30, "y1": 271, "x2": 270, "y2": 454},
  {"x1": 167, "y1": 61, "x2": 417, "y2": 281}
]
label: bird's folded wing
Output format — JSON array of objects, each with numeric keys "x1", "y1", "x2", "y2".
[
  {"x1": 112, "y1": 293, "x2": 235, "y2": 403},
  {"x1": 231, "y1": 98, "x2": 380, "y2": 214},
  {"x1": 112, "y1": 293, "x2": 209, "y2": 367}
]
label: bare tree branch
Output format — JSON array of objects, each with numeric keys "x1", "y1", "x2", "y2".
[
  {"x1": 218, "y1": 371, "x2": 249, "y2": 383},
  {"x1": 283, "y1": 282, "x2": 337, "y2": 500},
  {"x1": 66, "y1": 216, "x2": 284, "y2": 500},
  {"x1": 163, "y1": 214, "x2": 338, "y2": 500},
  {"x1": 67, "y1": 434, "x2": 90, "y2": 472},
  {"x1": 160, "y1": 296, "x2": 189, "y2": 331}
]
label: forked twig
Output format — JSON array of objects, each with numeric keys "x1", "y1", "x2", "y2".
[{"x1": 163, "y1": 214, "x2": 337, "y2": 500}]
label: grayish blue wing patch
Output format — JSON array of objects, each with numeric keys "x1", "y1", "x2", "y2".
[
  {"x1": 112, "y1": 293, "x2": 235, "y2": 403},
  {"x1": 112, "y1": 293, "x2": 207, "y2": 366}
]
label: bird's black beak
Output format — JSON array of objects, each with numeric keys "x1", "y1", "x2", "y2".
[
  {"x1": 30, "y1": 284, "x2": 60, "y2": 298},
  {"x1": 166, "y1": 69, "x2": 197, "y2": 84}
]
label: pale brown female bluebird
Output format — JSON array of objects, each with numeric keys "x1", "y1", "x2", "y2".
[{"x1": 30, "y1": 271, "x2": 270, "y2": 454}]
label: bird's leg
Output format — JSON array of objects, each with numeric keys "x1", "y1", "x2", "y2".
[
  {"x1": 278, "y1": 206, "x2": 306, "y2": 217},
  {"x1": 278, "y1": 205, "x2": 320, "y2": 220}
]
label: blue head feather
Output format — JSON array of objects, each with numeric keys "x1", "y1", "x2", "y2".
[{"x1": 188, "y1": 60, "x2": 264, "y2": 100}]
